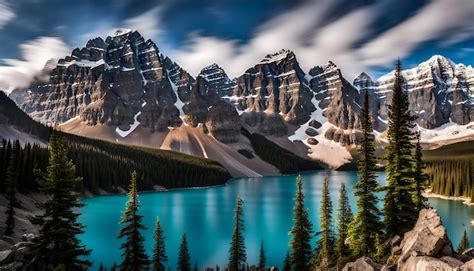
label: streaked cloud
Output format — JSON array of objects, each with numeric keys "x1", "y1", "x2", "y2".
[
  {"x1": 1, "y1": 0, "x2": 474, "y2": 93},
  {"x1": 0, "y1": 37, "x2": 70, "y2": 92},
  {"x1": 0, "y1": 0, "x2": 15, "y2": 28}
]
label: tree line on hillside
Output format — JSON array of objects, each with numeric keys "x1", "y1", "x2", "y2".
[
  {"x1": 241, "y1": 129, "x2": 323, "y2": 174},
  {"x1": 0, "y1": 91, "x2": 50, "y2": 140},
  {"x1": 425, "y1": 159, "x2": 474, "y2": 200},
  {"x1": 0, "y1": 133, "x2": 230, "y2": 194}
]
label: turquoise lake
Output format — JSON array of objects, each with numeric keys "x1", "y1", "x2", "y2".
[{"x1": 78, "y1": 171, "x2": 474, "y2": 270}]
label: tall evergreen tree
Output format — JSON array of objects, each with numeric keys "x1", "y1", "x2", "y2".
[
  {"x1": 228, "y1": 196, "x2": 246, "y2": 271},
  {"x1": 335, "y1": 183, "x2": 353, "y2": 267},
  {"x1": 289, "y1": 175, "x2": 313, "y2": 271},
  {"x1": 283, "y1": 251, "x2": 291, "y2": 271},
  {"x1": 153, "y1": 217, "x2": 168, "y2": 271},
  {"x1": 4, "y1": 141, "x2": 19, "y2": 235},
  {"x1": 383, "y1": 60, "x2": 418, "y2": 237},
  {"x1": 413, "y1": 132, "x2": 429, "y2": 211},
  {"x1": 348, "y1": 91, "x2": 383, "y2": 257},
  {"x1": 30, "y1": 132, "x2": 91, "y2": 270},
  {"x1": 258, "y1": 240, "x2": 266, "y2": 269},
  {"x1": 117, "y1": 171, "x2": 150, "y2": 270},
  {"x1": 457, "y1": 229, "x2": 470, "y2": 254},
  {"x1": 314, "y1": 177, "x2": 335, "y2": 269},
  {"x1": 177, "y1": 233, "x2": 191, "y2": 271}
]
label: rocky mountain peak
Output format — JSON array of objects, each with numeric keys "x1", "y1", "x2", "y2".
[
  {"x1": 353, "y1": 72, "x2": 375, "y2": 89},
  {"x1": 198, "y1": 63, "x2": 235, "y2": 101},
  {"x1": 113, "y1": 28, "x2": 133, "y2": 37},
  {"x1": 259, "y1": 49, "x2": 295, "y2": 64},
  {"x1": 232, "y1": 48, "x2": 314, "y2": 132}
]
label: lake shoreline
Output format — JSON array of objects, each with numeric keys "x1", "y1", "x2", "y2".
[
  {"x1": 423, "y1": 190, "x2": 474, "y2": 206},
  {"x1": 79, "y1": 169, "x2": 329, "y2": 200}
]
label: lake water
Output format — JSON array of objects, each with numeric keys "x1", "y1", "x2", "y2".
[{"x1": 78, "y1": 171, "x2": 474, "y2": 270}]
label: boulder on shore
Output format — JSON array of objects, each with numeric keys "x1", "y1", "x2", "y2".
[
  {"x1": 342, "y1": 256, "x2": 383, "y2": 271},
  {"x1": 397, "y1": 208, "x2": 454, "y2": 269}
]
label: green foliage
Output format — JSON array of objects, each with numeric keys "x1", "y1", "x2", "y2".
[
  {"x1": 425, "y1": 157, "x2": 474, "y2": 199},
  {"x1": 419, "y1": 134, "x2": 474, "y2": 201},
  {"x1": 228, "y1": 196, "x2": 246, "y2": 271},
  {"x1": 177, "y1": 234, "x2": 191, "y2": 271},
  {"x1": 383, "y1": 60, "x2": 418, "y2": 237},
  {"x1": 242, "y1": 129, "x2": 323, "y2": 174},
  {"x1": 314, "y1": 177, "x2": 335, "y2": 269},
  {"x1": 0, "y1": 132, "x2": 231, "y2": 195},
  {"x1": 258, "y1": 240, "x2": 266, "y2": 269},
  {"x1": 457, "y1": 229, "x2": 470, "y2": 254},
  {"x1": 413, "y1": 133, "x2": 429, "y2": 211},
  {"x1": 289, "y1": 175, "x2": 313, "y2": 271},
  {"x1": 348, "y1": 90, "x2": 383, "y2": 257},
  {"x1": 283, "y1": 251, "x2": 291, "y2": 271},
  {"x1": 335, "y1": 183, "x2": 353, "y2": 267},
  {"x1": 237, "y1": 149, "x2": 254, "y2": 159},
  {"x1": 117, "y1": 171, "x2": 150, "y2": 270},
  {"x1": 153, "y1": 218, "x2": 168, "y2": 271},
  {"x1": 0, "y1": 139, "x2": 47, "y2": 194},
  {"x1": 373, "y1": 234, "x2": 390, "y2": 263},
  {"x1": 4, "y1": 140, "x2": 19, "y2": 235},
  {"x1": 30, "y1": 132, "x2": 91, "y2": 270}
]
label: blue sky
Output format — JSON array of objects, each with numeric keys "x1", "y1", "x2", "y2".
[{"x1": 0, "y1": 0, "x2": 473, "y2": 91}]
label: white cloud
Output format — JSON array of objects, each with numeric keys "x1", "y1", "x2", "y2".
[
  {"x1": 0, "y1": 0, "x2": 14, "y2": 28},
  {"x1": 0, "y1": 37, "x2": 71, "y2": 93},
  {"x1": 359, "y1": 0, "x2": 474, "y2": 67},
  {"x1": 168, "y1": 0, "x2": 377, "y2": 79},
  {"x1": 123, "y1": 7, "x2": 162, "y2": 40},
  {"x1": 168, "y1": 0, "x2": 474, "y2": 81}
]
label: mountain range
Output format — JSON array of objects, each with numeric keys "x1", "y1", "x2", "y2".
[{"x1": 5, "y1": 29, "x2": 474, "y2": 173}]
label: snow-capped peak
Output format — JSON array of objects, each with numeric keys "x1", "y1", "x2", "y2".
[
  {"x1": 259, "y1": 49, "x2": 294, "y2": 64},
  {"x1": 114, "y1": 28, "x2": 133, "y2": 37}
]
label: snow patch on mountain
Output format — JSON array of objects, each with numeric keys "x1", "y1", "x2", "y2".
[
  {"x1": 418, "y1": 121, "x2": 474, "y2": 143},
  {"x1": 115, "y1": 111, "x2": 141, "y2": 137}
]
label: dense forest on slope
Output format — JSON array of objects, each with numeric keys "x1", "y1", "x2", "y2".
[
  {"x1": 0, "y1": 133, "x2": 231, "y2": 194},
  {"x1": 423, "y1": 141, "x2": 474, "y2": 199},
  {"x1": 0, "y1": 91, "x2": 49, "y2": 140},
  {"x1": 241, "y1": 128, "x2": 323, "y2": 174}
]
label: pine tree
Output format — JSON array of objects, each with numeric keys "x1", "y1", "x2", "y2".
[
  {"x1": 348, "y1": 90, "x2": 383, "y2": 257},
  {"x1": 335, "y1": 183, "x2": 353, "y2": 267},
  {"x1": 4, "y1": 141, "x2": 19, "y2": 235},
  {"x1": 258, "y1": 240, "x2": 266, "y2": 269},
  {"x1": 457, "y1": 229, "x2": 470, "y2": 254},
  {"x1": 177, "y1": 233, "x2": 191, "y2": 271},
  {"x1": 283, "y1": 251, "x2": 291, "y2": 271},
  {"x1": 383, "y1": 60, "x2": 418, "y2": 237},
  {"x1": 228, "y1": 196, "x2": 246, "y2": 271},
  {"x1": 153, "y1": 217, "x2": 168, "y2": 271},
  {"x1": 30, "y1": 132, "x2": 91, "y2": 270},
  {"x1": 117, "y1": 170, "x2": 150, "y2": 270},
  {"x1": 289, "y1": 175, "x2": 313, "y2": 270},
  {"x1": 314, "y1": 177, "x2": 335, "y2": 269},
  {"x1": 413, "y1": 132, "x2": 429, "y2": 211}
]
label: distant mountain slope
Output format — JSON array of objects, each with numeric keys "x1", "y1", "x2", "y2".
[{"x1": 0, "y1": 91, "x2": 48, "y2": 144}]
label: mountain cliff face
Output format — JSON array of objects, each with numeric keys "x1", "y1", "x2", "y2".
[
  {"x1": 356, "y1": 55, "x2": 474, "y2": 129},
  {"x1": 20, "y1": 30, "x2": 183, "y2": 134},
  {"x1": 10, "y1": 29, "x2": 474, "y2": 168},
  {"x1": 226, "y1": 49, "x2": 314, "y2": 136}
]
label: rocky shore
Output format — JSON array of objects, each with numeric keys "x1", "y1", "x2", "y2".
[{"x1": 343, "y1": 208, "x2": 474, "y2": 271}]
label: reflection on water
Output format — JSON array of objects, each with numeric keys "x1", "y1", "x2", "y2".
[{"x1": 79, "y1": 171, "x2": 474, "y2": 269}]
